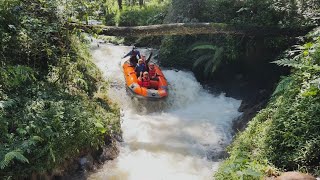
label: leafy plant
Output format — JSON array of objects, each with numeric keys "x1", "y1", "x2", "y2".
[
  {"x1": 0, "y1": 65, "x2": 36, "y2": 91},
  {"x1": 0, "y1": 0, "x2": 120, "y2": 178},
  {"x1": 273, "y1": 38, "x2": 320, "y2": 71},
  {"x1": 189, "y1": 43, "x2": 224, "y2": 78},
  {"x1": 116, "y1": 2, "x2": 168, "y2": 26},
  {"x1": 216, "y1": 29, "x2": 320, "y2": 179},
  {"x1": 0, "y1": 150, "x2": 29, "y2": 169},
  {"x1": 272, "y1": 76, "x2": 293, "y2": 96}
]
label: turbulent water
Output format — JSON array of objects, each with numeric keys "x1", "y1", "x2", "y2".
[{"x1": 88, "y1": 40, "x2": 242, "y2": 180}]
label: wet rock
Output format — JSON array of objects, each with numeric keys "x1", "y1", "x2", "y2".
[
  {"x1": 79, "y1": 154, "x2": 94, "y2": 171},
  {"x1": 275, "y1": 172, "x2": 316, "y2": 180},
  {"x1": 207, "y1": 150, "x2": 228, "y2": 160},
  {"x1": 57, "y1": 136, "x2": 121, "y2": 179},
  {"x1": 99, "y1": 143, "x2": 120, "y2": 162},
  {"x1": 114, "y1": 133, "x2": 123, "y2": 142},
  {"x1": 232, "y1": 89, "x2": 269, "y2": 132}
]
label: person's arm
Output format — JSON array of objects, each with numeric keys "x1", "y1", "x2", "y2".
[
  {"x1": 123, "y1": 51, "x2": 132, "y2": 58},
  {"x1": 137, "y1": 77, "x2": 142, "y2": 86},
  {"x1": 151, "y1": 72, "x2": 157, "y2": 79},
  {"x1": 139, "y1": 71, "x2": 143, "y2": 77},
  {"x1": 136, "y1": 51, "x2": 141, "y2": 59},
  {"x1": 145, "y1": 52, "x2": 153, "y2": 64}
]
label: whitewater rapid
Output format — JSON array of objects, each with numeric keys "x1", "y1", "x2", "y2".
[{"x1": 88, "y1": 41, "x2": 241, "y2": 180}]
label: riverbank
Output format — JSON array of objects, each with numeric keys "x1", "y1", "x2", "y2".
[
  {"x1": 21, "y1": 135, "x2": 120, "y2": 180},
  {"x1": 214, "y1": 29, "x2": 320, "y2": 179},
  {"x1": 59, "y1": 135, "x2": 120, "y2": 180},
  {"x1": 0, "y1": 2, "x2": 121, "y2": 178}
]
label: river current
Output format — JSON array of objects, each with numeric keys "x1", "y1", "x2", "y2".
[{"x1": 87, "y1": 41, "x2": 241, "y2": 180}]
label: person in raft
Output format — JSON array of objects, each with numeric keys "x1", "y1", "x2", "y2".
[
  {"x1": 138, "y1": 71, "x2": 151, "y2": 88},
  {"x1": 148, "y1": 63, "x2": 159, "y2": 80},
  {"x1": 135, "y1": 59, "x2": 146, "y2": 77},
  {"x1": 123, "y1": 46, "x2": 141, "y2": 66},
  {"x1": 141, "y1": 52, "x2": 153, "y2": 71}
]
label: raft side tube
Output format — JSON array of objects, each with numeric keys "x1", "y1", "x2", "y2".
[{"x1": 123, "y1": 59, "x2": 168, "y2": 100}]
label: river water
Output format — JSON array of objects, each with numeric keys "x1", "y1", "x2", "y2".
[{"x1": 87, "y1": 41, "x2": 241, "y2": 180}]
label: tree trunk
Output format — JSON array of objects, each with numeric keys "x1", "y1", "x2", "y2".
[
  {"x1": 139, "y1": 0, "x2": 143, "y2": 7},
  {"x1": 68, "y1": 22, "x2": 315, "y2": 37},
  {"x1": 117, "y1": 0, "x2": 122, "y2": 10},
  {"x1": 130, "y1": 0, "x2": 135, "y2": 6}
]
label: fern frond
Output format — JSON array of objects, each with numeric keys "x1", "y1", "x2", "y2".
[
  {"x1": 272, "y1": 76, "x2": 293, "y2": 96},
  {"x1": 272, "y1": 59, "x2": 320, "y2": 70},
  {"x1": 0, "y1": 99, "x2": 15, "y2": 109},
  {"x1": 204, "y1": 59, "x2": 215, "y2": 78},
  {"x1": 49, "y1": 147, "x2": 56, "y2": 163},
  {"x1": 272, "y1": 58, "x2": 299, "y2": 68},
  {"x1": 191, "y1": 44, "x2": 217, "y2": 52},
  {"x1": 0, "y1": 150, "x2": 29, "y2": 169},
  {"x1": 192, "y1": 55, "x2": 213, "y2": 69},
  {"x1": 188, "y1": 42, "x2": 214, "y2": 51},
  {"x1": 211, "y1": 47, "x2": 224, "y2": 73},
  {"x1": 188, "y1": 42, "x2": 225, "y2": 78}
]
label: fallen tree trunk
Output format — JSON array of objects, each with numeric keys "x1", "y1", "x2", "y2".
[{"x1": 68, "y1": 22, "x2": 314, "y2": 37}]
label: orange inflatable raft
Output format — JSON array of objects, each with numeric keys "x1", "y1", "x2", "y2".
[{"x1": 122, "y1": 61, "x2": 168, "y2": 99}]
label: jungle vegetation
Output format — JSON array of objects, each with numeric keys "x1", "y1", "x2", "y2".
[
  {"x1": 0, "y1": 0, "x2": 120, "y2": 178},
  {"x1": 215, "y1": 29, "x2": 320, "y2": 179},
  {"x1": 0, "y1": 0, "x2": 319, "y2": 179}
]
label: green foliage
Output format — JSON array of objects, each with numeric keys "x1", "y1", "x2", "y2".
[
  {"x1": 0, "y1": 65, "x2": 36, "y2": 91},
  {"x1": 0, "y1": 0, "x2": 120, "y2": 178},
  {"x1": 166, "y1": 0, "x2": 319, "y2": 26},
  {"x1": 117, "y1": 3, "x2": 168, "y2": 26},
  {"x1": 263, "y1": 72, "x2": 320, "y2": 172},
  {"x1": 0, "y1": 150, "x2": 29, "y2": 169},
  {"x1": 273, "y1": 38, "x2": 320, "y2": 71},
  {"x1": 160, "y1": 0, "x2": 319, "y2": 80},
  {"x1": 65, "y1": 0, "x2": 108, "y2": 24},
  {"x1": 0, "y1": 83, "x2": 120, "y2": 175},
  {"x1": 265, "y1": 38, "x2": 320, "y2": 170},
  {"x1": 210, "y1": 0, "x2": 319, "y2": 26},
  {"x1": 189, "y1": 43, "x2": 224, "y2": 79},
  {"x1": 271, "y1": 76, "x2": 293, "y2": 96},
  {"x1": 159, "y1": 36, "x2": 196, "y2": 68},
  {"x1": 215, "y1": 108, "x2": 275, "y2": 180},
  {"x1": 160, "y1": 34, "x2": 242, "y2": 80},
  {"x1": 0, "y1": 0, "x2": 65, "y2": 70},
  {"x1": 216, "y1": 31, "x2": 320, "y2": 178}
]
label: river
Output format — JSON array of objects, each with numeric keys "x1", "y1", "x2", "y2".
[{"x1": 87, "y1": 41, "x2": 242, "y2": 180}]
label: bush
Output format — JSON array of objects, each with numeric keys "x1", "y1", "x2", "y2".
[
  {"x1": 265, "y1": 36, "x2": 320, "y2": 171},
  {"x1": 215, "y1": 31, "x2": 320, "y2": 179},
  {"x1": 0, "y1": 84, "x2": 120, "y2": 176},
  {"x1": 215, "y1": 108, "x2": 275, "y2": 180},
  {"x1": 117, "y1": 3, "x2": 168, "y2": 26},
  {"x1": 0, "y1": 0, "x2": 120, "y2": 178}
]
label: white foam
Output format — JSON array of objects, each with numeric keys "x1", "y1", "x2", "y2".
[{"x1": 88, "y1": 42, "x2": 242, "y2": 180}]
